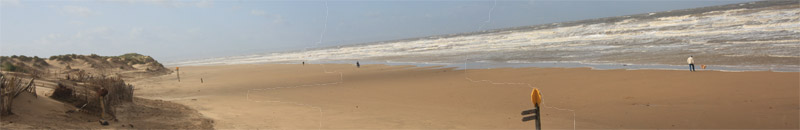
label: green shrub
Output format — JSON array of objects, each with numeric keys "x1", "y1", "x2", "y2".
[
  {"x1": 89, "y1": 54, "x2": 102, "y2": 58},
  {"x1": 49, "y1": 55, "x2": 74, "y2": 62},
  {"x1": 1, "y1": 62, "x2": 17, "y2": 71},
  {"x1": 116, "y1": 53, "x2": 151, "y2": 65},
  {"x1": 18, "y1": 55, "x2": 31, "y2": 62}
]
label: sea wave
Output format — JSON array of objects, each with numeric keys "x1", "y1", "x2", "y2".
[{"x1": 168, "y1": 3, "x2": 800, "y2": 72}]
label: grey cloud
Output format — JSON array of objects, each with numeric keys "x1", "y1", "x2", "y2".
[
  {"x1": 251, "y1": 9, "x2": 284, "y2": 23},
  {"x1": 0, "y1": 0, "x2": 21, "y2": 7},
  {"x1": 60, "y1": 5, "x2": 100, "y2": 17}
]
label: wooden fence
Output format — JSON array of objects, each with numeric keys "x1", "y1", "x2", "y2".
[{"x1": 1, "y1": 75, "x2": 37, "y2": 116}]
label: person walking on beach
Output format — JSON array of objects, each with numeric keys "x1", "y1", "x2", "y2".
[
  {"x1": 687, "y1": 56, "x2": 695, "y2": 72},
  {"x1": 356, "y1": 61, "x2": 360, "y2": 68}
]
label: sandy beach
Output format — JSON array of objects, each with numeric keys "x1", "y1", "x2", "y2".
[
  {"x1": 3, "y1": 1, "x2": 799, "y2": 129},
  {"x1": 129, "y1": 64, "x2": 799, "y2": 129}
]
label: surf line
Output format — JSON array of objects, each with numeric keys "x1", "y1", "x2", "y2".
[{"x1": 463, "y1": 58, "x2": 577, "y2": 130}]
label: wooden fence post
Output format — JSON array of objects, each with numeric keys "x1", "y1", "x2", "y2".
[{"x1": 176, "y1": 67, "x2": 180, "y2": 82}]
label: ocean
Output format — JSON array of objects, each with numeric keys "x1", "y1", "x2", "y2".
[{"x1": 168, "y1": 1, "x2": 800, "y2": 72}]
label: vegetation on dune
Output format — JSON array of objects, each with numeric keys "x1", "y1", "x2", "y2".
[
  {"x1": 1, "y1": 55, "x2": 49, "y2": 72},
  {"x1": 2, "y1": 55, "x2": 47, "y2": 64},
  {"x1": 48, "y1": 53, "x2": 158, "y2": 66},
  {"x1": 115, "y1": 53, "x2": 157, "y2": 65},
  {"x1": 49, "y1": 54, "x2": 76, "y2": 62},
  {"x1": 3, "y1": 53, "x2": 168, "y2": 76},
  {"x1": 1, "y1": 62, "x2": 17, "y2": 72}
]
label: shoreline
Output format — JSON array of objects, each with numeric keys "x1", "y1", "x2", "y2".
[
  {"x1": 131, "y1": 63, "x2": 799, "y2": 129},
  {"x1": 167, "y1": 60, "x2": 800, "y2": 72}
]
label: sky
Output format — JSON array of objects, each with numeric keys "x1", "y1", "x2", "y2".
[{"x1": 0, "y1": 0, "x2": 756, "y2": 62}]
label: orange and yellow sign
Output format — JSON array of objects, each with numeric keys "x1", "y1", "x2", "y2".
[{"x1": 531, "y1": 88, "x2": 542, "y2": 105}]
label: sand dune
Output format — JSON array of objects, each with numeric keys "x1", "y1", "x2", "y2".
[
  {"x1": 131, "y1": 64, "x2": 798, "y2": 129},
  {"x1": 0, "y1": 85, "x2": 212, "y2": 129}
]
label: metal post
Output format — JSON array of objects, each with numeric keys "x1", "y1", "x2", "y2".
[
  {"x1": 522, "y1": 88, "x2": 543, "y2": 130},
  {"x1": 535, "y1": 103, "x2": 541, "y2": 130}
]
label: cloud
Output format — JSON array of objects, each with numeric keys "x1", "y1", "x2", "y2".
[
  {"x1": 364, "y1": 11, "x2": 382, "y2": 18},
  {"x1": 250, "y1": 9, "x2": 266, "y2": 16},
  {"x1": 250, "y1": 9, "x2": 284, "y2": 23},
  {"x1": 129, "y1": 27, "x2": 144, "y2": 38},
  {"x1": 69, "y1": 21, "x2": 85, "y2": 25},
  {"x1": 102, "y1": 0, "x2": 212, "y2": 8},
  {"x1": 195, "y1": 0, "x2": 213, "y2": 8},
  {"x1": 60, "y1": 5, "x2": 100, "y2": 17},
  {"x1": 272, "y1": 14, "x2": 284, "y2": 24},
  {"x1": 35, "y1": 26, "x2": 115, "y2": 46},
  {"x1": 35, "y1": 34, "x2": 65, "y2": 46},
  {"x1": 0, "y1": 0, "x2": 21, "y2": 7},
  {"x1": 101, "y1": 0, "x2": 136, "y2": 3},
  {"x1": 73, "y1": 27, "x2": 113, "y2": 40}
]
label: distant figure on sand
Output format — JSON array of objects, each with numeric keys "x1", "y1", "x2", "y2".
[
  {"x1": 687, "y1": 56, "x2": 695, "y2": 72},
  {"x1": 356, "y1": 61, "x2": 360, "y2": 68},
  {"x1": 302, "y1": 61, "x2": 305, "y2": 66}
]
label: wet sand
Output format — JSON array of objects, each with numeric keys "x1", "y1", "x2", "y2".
[{"x1": 130, "y1": 64, "x2": 798, "y2": 129}]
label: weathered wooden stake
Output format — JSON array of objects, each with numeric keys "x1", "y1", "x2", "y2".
[{"x1": 176, "y1": 67, "x2": 180, "y2": 82}]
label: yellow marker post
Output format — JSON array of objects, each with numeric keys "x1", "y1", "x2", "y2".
[
  {"x1": 522, "y1": 88, "x2": 543, "y2": 130},
  {"x1": 531, "y1": 88, "x2": 542, "y2": 105},
  {"x1": 532, "y1": 88, "x2": 542, "y2": 130}
]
